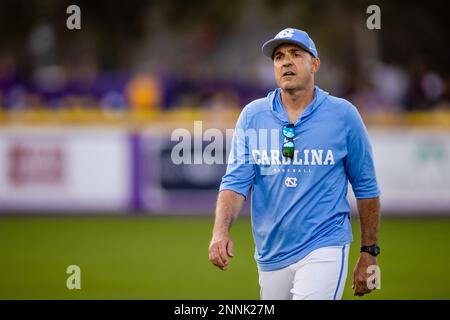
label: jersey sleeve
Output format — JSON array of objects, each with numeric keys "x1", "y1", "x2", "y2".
[
  {"x1": 219, "y1": 107, "x2": 256, "y2": 199},
  {"x1": 345, "y1": 104, "x2": 381, "y2": 199}
]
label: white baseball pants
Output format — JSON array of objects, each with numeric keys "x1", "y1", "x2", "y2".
[{"x1": 258, "y1": 244, "x2": 350, "y2": 300}]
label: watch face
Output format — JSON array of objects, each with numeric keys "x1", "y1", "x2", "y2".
[{"x1": 362, "y1": 245, "x2": 380, "y2": 256}]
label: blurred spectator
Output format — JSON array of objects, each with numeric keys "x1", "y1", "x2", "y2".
[
  {"x1": 422, "y1": 72, "x2": 445, "y2": 104},
  {"x1": 126, "y1": 74, "x2": 162, "y2": 111},
  {"x1": 4, "y1": 85, "x2": 28, "y2": 110},
  {"x1": 369, "y1": 62, "x2": 408, "y2": 111},
  {"x1": 405, "y1": 60, "x2": 446, "y2": 111},
  {"x1": 204, "y1": 89, "x2": 241, "y2": 110},
  {"x1": 347, "y1": 75, "x2": 386, "y2": 115},
  {"x1": 0, "y1": 54, "x2": 16, "y2": 89},
  {"x1": 0, "y1": 0, "x2": 448, "y2": 115},
  {"x1": 0, "y1": 53, "x2": 17, "y2": 108},
  {"x1": 100, "y1": 91, "x2": 127, "y2": 110}
]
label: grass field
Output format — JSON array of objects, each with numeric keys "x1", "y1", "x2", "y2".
[{"x1": 1, "y1": 215, "x2": 450, "y2": 300}]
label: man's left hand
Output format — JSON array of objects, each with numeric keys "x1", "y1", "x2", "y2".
[{"x1": 352, "y1": 252, "x2": 378, "y2": 296}]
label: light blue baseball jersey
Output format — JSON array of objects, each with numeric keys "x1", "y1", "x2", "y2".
[{"x1": 219, "y1": 86, "x2": 380, "y2": 271}]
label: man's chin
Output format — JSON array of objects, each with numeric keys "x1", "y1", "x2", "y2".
[{"x1": 280, "y1": 83, "x2": 303, "y2": 91}]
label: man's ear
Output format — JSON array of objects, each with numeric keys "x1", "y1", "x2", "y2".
[{"x1": 312, "y1": 58, "x2": 321, "y2": 73}]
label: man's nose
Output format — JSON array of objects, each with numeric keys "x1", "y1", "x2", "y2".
[{"x1": 282, "y1": 56, "x2": 293, "y2": 66}]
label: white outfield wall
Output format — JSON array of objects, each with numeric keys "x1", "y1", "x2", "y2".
[
  {"x1": 0, "y1": 127, "x2": 449, "y2": 215},
  {"x1": 0, "y1": 127, "x2": 131, "y2": 213}
]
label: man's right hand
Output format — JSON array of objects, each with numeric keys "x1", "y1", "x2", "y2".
[{"x1": 208, "y1": 232, "x2": 234, "y2": 271}]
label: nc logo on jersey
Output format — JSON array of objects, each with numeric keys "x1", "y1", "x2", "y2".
[
  {"x1": 275, "y1": 28, "x2": 295, "y2": 39},
  {"x1": 284, "y1": 177, "x2": 298, "y2": 188}
]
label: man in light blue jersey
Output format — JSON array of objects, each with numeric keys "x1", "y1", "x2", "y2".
[{"x1": 208, "y1": 28, "x2": 381, "y2": 299}]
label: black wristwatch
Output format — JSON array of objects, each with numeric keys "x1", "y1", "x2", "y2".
[{"x1": 360, "y1": 245, "x2": 380, "y2": 256}]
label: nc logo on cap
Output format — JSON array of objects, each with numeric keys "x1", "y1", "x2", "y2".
[{"x1": 275, "y1": 28, "x2": 295, "y2": 39}]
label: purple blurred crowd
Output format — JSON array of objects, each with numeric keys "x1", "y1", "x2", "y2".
[{"x1": 1, "y1": 51, "x2": 448, "y2": 114}]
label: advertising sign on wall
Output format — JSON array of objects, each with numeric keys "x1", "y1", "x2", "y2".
[{"x1": 0, "y1": 128, "x2": 131, "y2": 213}]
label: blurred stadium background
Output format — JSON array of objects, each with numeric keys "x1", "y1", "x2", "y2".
[{"x1": 0, "y1": 0, "x2": 449, "y2": 299}]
